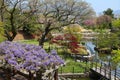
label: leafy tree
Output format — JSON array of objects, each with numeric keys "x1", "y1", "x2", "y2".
[
  {"x1": 0, "y1": 22, "x2": 6, "y2": 42},
  {"x1": 103, "y1": 8, "x2": 114, "y2": 18},
  {"x1": 96, "y1": 15, "x2": 112, "y2": 29},
  {"x1": 63, "y1": 24, "x2": 82, "y2": 42},
  {"x1": 96, "y1": 31, "x2": 119, "y2": 53},
  {"x1": 1, "y1": 0, "x2": 95, "y2": 46},
  {"x1": 23, "y1": 21, "x2": 38, "y2": 35},
  {"x1": 0, "y1": 0, "x2": 5, "y2": 21},
  {"x1": 0, "y1": 0, "x2": 37, "y2": 41},
  {"x1": 83, "y1": 19, "x2": 96, "y2": 29},
  {"x1": 112, "y1": 19, "x2": 120, "y2": 29},
  {"x1": 112, "y1": 50, "x2": 120, "y2": 65},
  {"x1": 34, "y1": 0, "x2": 95, "y2": 46},
  {"x1": 51, "y1": 33, "x2": 80, "y2": 53},
  {"x1": 112, "y1": 19, "x2": 120, "y2": 44},
  {"x1": 52, "y1": 24, "x2": 87, "y2": 54},
  {"x1": 52, "y1": 33, "x2": 88, "y2": 55}
]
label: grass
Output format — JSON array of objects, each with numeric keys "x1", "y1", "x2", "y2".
[
  {"x1": 59, "y1": 61, "x2": 86, "y2": 73},
  {"x1": 58, "y1": 56, "x2": 91, "y2": 73},
  {"x1": 18, "y1": 39, "x2": 91, "y2": 73},
  {"x1": 18, "y1": 39, "x2": 39, "y2": 45}
]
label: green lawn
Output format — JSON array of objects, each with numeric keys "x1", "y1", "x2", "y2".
[
  {"x1": 58, "y1": 57, "x2": 90, "y2": 73},
  {"x1": 19, "y1": 39, "x2": 39, "y2": 45}
]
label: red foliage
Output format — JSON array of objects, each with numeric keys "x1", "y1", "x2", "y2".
[
  {"x1": 68, "y1": 41, "x2": 79, "y2": 53},
  {"x1": 51, "y1": 34, "x2": 80, "y2": 53},
  {"x1": 51, "y1": 35, "x2": 64, "y2": 45}
]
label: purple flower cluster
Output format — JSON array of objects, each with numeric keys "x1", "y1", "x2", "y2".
[{"x1": 0, "y1": 41, "x2": 64, "y2": 72}]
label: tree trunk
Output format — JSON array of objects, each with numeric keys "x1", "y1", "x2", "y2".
[
  {"x1": 0, "y1": 9, "x2": 4, "y2": 22},
  {"x1": 54, "y1": 69, "x2": 58, "y2": 80},
  {"x1": 28, "y1": 71, "x2": 34, "y2": 80},
  {"x1": 5, "y1": 30, "x2": 17, "y2": 41},
  {"x1": 4, "y1": 10, "x2": 17, "y2": 41},
  {"x1": 6, "y1": 72, "x2": 11, "y2": 80},
  {"x1": 4, "y1": 68, "x2": 12, "y2": 80},
  {"x1": 0, "y1": 0, "x2": 5, "y2": 22},
  {"x1": 36, "y1": 70, "x2": 43, "y2": 80},
  {"x1": 39, "y1": 32, "x2": 46, "y2": 47},
  {"x1": 39, "y1": 22, "x2": 51, "y2": 47}
]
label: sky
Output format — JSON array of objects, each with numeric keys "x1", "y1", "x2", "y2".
[{"x1": 84, "y1": 0, "x2": 120, "y2": 14}]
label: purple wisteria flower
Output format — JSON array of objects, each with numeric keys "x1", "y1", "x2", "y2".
[{"x1": 0, "y1": 41, "x2": 64, "y2": 72}]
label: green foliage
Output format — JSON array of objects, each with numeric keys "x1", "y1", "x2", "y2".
[
  {"x1": 63, "y1": 24, "x2": 82, "y2": 42},
  {"x1": 96, "y1": 31, "x2": 119, "y2": 49},
  {"x1": 112, "y1": 19, "x2": 120, "y2": 43},
  {"x1": 0, "y1": 22, "x2": 6, "y2": 42},
  {"x1": 58, "y1": 59, "x2": 90, "y2": 73},
  {"x1": 112, "y1": 19, "x2": 120, "y2": 29},
  {"x1": 112, "y1": 50, "x2": 120, "y2": 64},
  {"x1": 23, "y1": 23, "x2": 37, "y2": 35},
  {"x1": 103, "y1": 8, "x2": 114, "y2": 18},
  {"x1": 19, "y1": 39, "x2": 39, "y2": 45},
  {"x1": 1, "y1": 0, "x2": 38, "y2": 41},
  {"x1": 97, "y1": 32, "x2": 110, "y2": 48},
  {"x1": 0, "y1": 22, "x2": 3, "y2": 26}
]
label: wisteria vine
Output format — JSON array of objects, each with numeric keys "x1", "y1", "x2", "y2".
[{"x1": 0, "y1": 41, "x2": 64, "y2": 72}]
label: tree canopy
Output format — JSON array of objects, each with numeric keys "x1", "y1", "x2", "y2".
[
  {"x1": 96, "y1": 15, "x2": 112, "y2": 29},
  {"x1": 112, "y1": 19, "x2": 120, "y2": 29},
  {"x1": 0, "y1": 0, "x2": 37, "y2": 41},
  {"x1": 34, "y1": 0, "x2": 95, "y2": 46},
  {"x1": 63, "y1": 24, "x2": 82, "y2": 42},
  {"x1": 103, "y1": 8, "x2": 114, "y2": 18},
  {"x1": 112, "y1": 50, "x2": 120, "y2": 65},
  {"x1": 0, "y1": 0, "x2": 95, "y2": 47}
]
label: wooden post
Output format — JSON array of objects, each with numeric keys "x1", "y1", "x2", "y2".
[
  {"x1": 100, "y1": 62, "x2": 102, "y2": 73},
  {"x1": 74, "y1": 55, "x2": 77, "y2": 62},
  {"x1": 73, "y1": 67, "x2": 74, "y2": 74},
  {"x1": 114, "y1": 68, "x2": 117, "y2": 80},
  {"x1": 104, "y1": 64, "x2": 106, "y2": 77},
  {"x1": 95, "y1": 60, "x2": 97, "y2": 70},
  {"x1": 108, "y1": 58, "x2": 111, "y2": 80},
  {"x1": 54, "y1": 69, "x2": 58, "y2": 80},
  {"x1": 109, "y1": 67, "x2": 111, "y2": 80}
]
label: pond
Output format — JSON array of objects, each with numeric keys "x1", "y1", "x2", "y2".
[{"x1": 85, "y1": 41, "x2": 111, "y2": 60}]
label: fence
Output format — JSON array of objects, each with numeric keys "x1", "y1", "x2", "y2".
[{"x1": 90, "y1": 59, "x2": 120, "y2": 80}]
